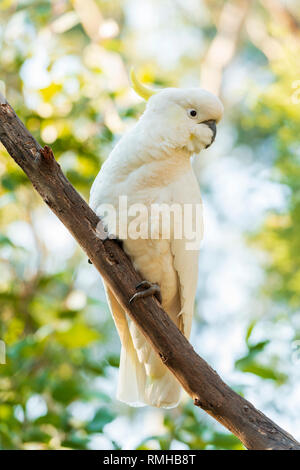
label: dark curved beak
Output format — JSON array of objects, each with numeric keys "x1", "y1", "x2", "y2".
[{"x1": 202, "y1": 119, "x2": 216, "y2": 148}]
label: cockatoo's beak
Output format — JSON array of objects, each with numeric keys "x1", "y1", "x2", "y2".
[
  {"x1": 202, "y1": 119, "x2": 217, "y2": 148},
  {"x1": 130, "y1": 68, "x2": 156, "y2": 101}
]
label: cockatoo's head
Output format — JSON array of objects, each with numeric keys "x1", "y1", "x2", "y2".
[{"x1": 131, "y1": 69, "x2": 223, "y2": 155}]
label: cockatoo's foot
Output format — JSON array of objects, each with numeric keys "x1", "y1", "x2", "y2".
[{"x1": 129, "y1": 281, "x2": 162, "y2": 304}]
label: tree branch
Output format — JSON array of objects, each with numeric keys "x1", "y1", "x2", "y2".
[
  {"x1": 200, "y1": 0, "x2": 251, "y2": 95},
  {"x1": 0, "y1": 94, "x2": 299, "y2": 450}
]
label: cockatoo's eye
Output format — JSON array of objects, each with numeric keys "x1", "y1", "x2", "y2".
[{"x1": 187, "y1": 109, "x2": 198, "y2": 119}]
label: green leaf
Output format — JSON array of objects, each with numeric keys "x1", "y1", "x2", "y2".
[
  {"x1": 61, "y1": 431, "x2": 90, "y2": 450},
  {"x1": 52, "y1": 379, "x2": 81, "y2": 404},
  {"x1": 86, "y1": 407, "x2": 115, "y2": 433},
  {"x1": 0, "y1": 234, "x2": 15, "y2": 247},
  {"x1": 55, "y1": 323, "x2": 100, "y2": 349}
]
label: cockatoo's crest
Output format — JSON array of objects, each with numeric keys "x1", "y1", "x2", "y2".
[{"x1": 130, "y1": 68, "x2": 156, "y2": 101}]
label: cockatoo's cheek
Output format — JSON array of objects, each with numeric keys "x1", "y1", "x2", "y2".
[
  {"x1": 186, "y1": 137, "x2": 205, "y2": 154},
  {"x1": 188, "y1": 125, "x2": 214, "y2": 153}
]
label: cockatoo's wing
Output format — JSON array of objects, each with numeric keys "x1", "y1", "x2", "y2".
[
  {"x1": 170, "y1": 171, "x2": 203, "y2": 339},
  {"x1": 171, "y1": 238, "x2": 200, "y2": 339},
  {"x1": 104, "y1": 282, "x2": 181, "y2": 408},
  {"x1": 103, "y1": 283, "x2": 147, "y2": 406}
]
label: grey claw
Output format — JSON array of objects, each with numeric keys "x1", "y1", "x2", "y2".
[
  {"x1": 129, "y1": 281, "x2": 162, "y2": 304},
  {"x1": 135, "y1": 280, "x2": 151, "y2": 289}
]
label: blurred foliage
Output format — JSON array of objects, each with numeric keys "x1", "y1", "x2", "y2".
[
  {"x1": 0, "y1": 0, "x2": 300, "y2": 450},
  {"x1": 136, "y1": 402, "x2": 243, "y2": 450},
  {"x1": 250, "y1": 59, "x2": 300, "y2": 310},
  {"x1": 239, "y1": 20, "x2": 300, "y2": 376}
]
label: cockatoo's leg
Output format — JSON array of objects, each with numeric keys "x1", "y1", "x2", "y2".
[{"x1": 129, "y1": 281, "x2": 162, "y2": 304}]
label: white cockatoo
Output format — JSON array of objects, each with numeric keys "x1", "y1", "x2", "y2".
[{"x1": 89, "y1": 70, "x2": 223, "y2": 408}]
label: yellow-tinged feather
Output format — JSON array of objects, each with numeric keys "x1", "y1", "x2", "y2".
[{"x1": 130, "y1": 67, "x2": 156, "y2": 101}]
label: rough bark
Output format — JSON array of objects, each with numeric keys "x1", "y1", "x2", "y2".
[{"x1": 0, "y1": 94, "x2": 299, "y2": 450}]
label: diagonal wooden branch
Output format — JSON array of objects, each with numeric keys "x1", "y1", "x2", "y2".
[{"x1": 0, "y1": 94, "x2": 299, "y2": 450}]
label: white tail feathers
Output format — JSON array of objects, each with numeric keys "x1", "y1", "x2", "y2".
[
  {"x1": 104, "y1": 284, "x2": 182, "y2": 408},
  {"x1": 117, "y1": 344, "x2": 181, "y2": 408},
  {"x1": 117, "y1": 321, "x2": 181, "y2": 408}
]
